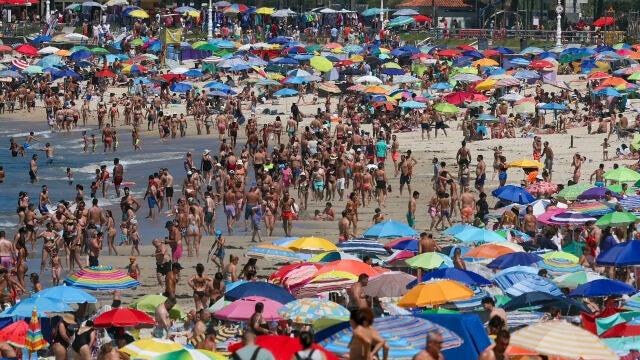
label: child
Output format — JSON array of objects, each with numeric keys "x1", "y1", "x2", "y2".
[
  {"x1": 66, "y1": 168, "x2": 74, "y2": 185},
  {"x1": 210, "y1": 230, "x2": 226, "y2": 270},
  {"x1": 82, "y1": 131, "x2": 89, "y2": 153},
  {"x1": 119, "y1": 221, "x2": 129, "y2": 246},
  {"x1": 50, "y1": 250, "x2": 63, "y2": 286},
  {"x1": 90, "y1": 181, "x2": 98, "y2": 198},
  {"x1": 372, "y1": 208, "x2": 384, "y2": 224},
  {"x1": 132, "y1": 129, "x2": 142, "y2": 151},
  {"x1": 127, "y1": 256, "x2": 140, "y2": 280},
  {"x1": 130, "y1": 223, "x2": 141, "y2": 255},
  {"x1": 601, "y1": 138, "x2": 610, "y2": 161}
]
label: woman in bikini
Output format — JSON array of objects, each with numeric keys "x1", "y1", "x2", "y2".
[
  {"x1": 104, "y1": 210, "x2": 118, "y2": 256},
  {"x1": 188, "y1": 263, "x2": 212, "y2": 312},
  {"x1": 209, "y1": 272, "x2": 226, "y2": 305},
  {"x1": 15, "y1": 234, "x2": 29, "y2": 289},
  {"x1": 186, "y1": 206, "x2": 201, "y2": 257},
  {"x1": 50, "y1": 249, "x2": 63, "y2": 286},
  {"x1": 263, "y1": 197, "x2": 276, "y2": 237},
  {"x1": 37, "y1": 222, "x2": 60, "y2": 272},
  {"x1": 224, "y1": 255, "x2": 239, "y2": 282}
]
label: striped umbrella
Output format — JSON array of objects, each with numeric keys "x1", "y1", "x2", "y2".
[
  {"x1": 505, "y1": 276, "x2": 563, "y2": 297},
  {"x1": 620, "y1": 195, "x2": 640, "y2": 216},
  {"x1": 152, "y1": 349, "x2": 227, "y2": 360},
  {"x1": 492, "y1": 266, "x2": 539, "y2": 291},
  {"x1": 557, "y1": 183, "x2": 595, "y2": 200},
  {"x1": 308, "y1": 251, "x2": 361, "y2": 263},
  {"x1": 269, "y1": 263, "x2": 321, "y2": 288},
  {"x1": 24, "y1": 308, "x2": 48, "y2": 357},
  {"x1": 319, "y1": 316, "x2": 463, "y2": 359},
  {"x1": 291, "y1": 276, "x2": 355, "y2": 298},
  {"x1": 337, "y1": 238, "x2": 389, "y2": 255},
  {"x1": 510, "y1": 320, "x2": 617, "y2": 359},
  {"x1": 11, "y1": 58, "x2": 29, "y2": 70},
  {"x1": 537, "y1": 258, "x2": 583, "y2": 276},
  {"x1": 278, "y1": 298, "x2": 350, "y2": 324},
  {"x1": 246, "y1": 245, "x2": 312, "y2": 263},
  {"x1": 548, "y1": 211, "x2": 596, "y2": 225},
  {"x1": 317, "y1": 82, "x2": 341, "y2": 94},
  {"x1": 215, "y1": 296, "x2": 282, "y2": 321},
  {"x1": 569, "y1": 202, "x2": 614, "y2": 216},
  {"x1": 65, "y1": 266, "x2": 140, "y2": 290},
  {"x1": 525, "y1": 181, "x2": 558, "y2": 195},
  {"x1": 122, "y1": 339, "x2": 184, "y2": 359}
]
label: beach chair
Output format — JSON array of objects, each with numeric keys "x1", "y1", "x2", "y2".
[{"x1": 615, "y1": 124, "x2": 631, "y2": 140}]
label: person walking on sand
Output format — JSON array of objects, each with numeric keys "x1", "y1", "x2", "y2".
[
  {"x1": 591, "y1": 163, "x2": 606, "y2": 187},
  {"x1": 475, "y1": 155, "x2": 486, "y2": 193},
  {"x1": 541, "y1": 141, "x2": 554, "y2": 180},
  {"x1": 407, "y1": 191, "x2": 419, "y2": 228}
]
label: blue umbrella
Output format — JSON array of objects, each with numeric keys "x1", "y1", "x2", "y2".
[
  {"x1": 271, "y1": 237, "x2": 300, "y2": 247},
  {"x1": 510, "y1": 58, "x2": 531, "y2": 66},
  {"x1": 342, "y1": 44, "x2": 364, "y2": 53},
  {"x1": 273, "y1": 58, "x2": 298, "y2": 66},
  {"x1": 337, "y1": 238, "x2": 388, "y2": 255},
  {"x1": 38, "y1": 285, "x2": 97, "y2": 303},
  {"x1": 451, "y1": 56, "x2": 473, "y2": 66},
  {"x1": 487, "y1": 67, "x2": 506, "y2": 75},
  {"x1": 55, "y1": 69, "x2": 81, "y2": 78},
  {"x1": 183, "y1": 69, "x2": 205, "y2": 78},
  {"x1": 431, "y1": 82, "x2": 454, "y2": 90},
  {"x1": 399, "y1": 101, "x2": 427, "y2": 109},
  {"x1": 273, "y1": 88, "x2": 298, "y2": 97},
  {"x1": 503, "y1": 291, "x2": 590, "y2": 315},
  {"x1": 0, "y1": 70, "x2": 23, "y2": 78},
  {"x1": 538, "y1": 52, "x2": 559, "y2": 59},
  {"x1": 397, "y1": 45, "x2": 420, "y2": 55},
  {"x1": 31, "y1": 35, "x2": 52, "y2": 44},
  {"x1": 487, "y1": 252, "x2": 543, "y2": 269},
  {"x1": 203, "y1": 81, "x2": 230, "y2": 90},
  {"x1": 174, "y1": 5, "x2": 196, "y2": 12},
  {"x1": 226, "y1": 282, "x2": 295, "y2": 304},
  {"x1": 293, "y1": 54, "x2": 314, "y2": 61},
  {"x1": 491, "y1": 267, "x2": 540, "y2": 291},
  {"x1": 283, "y1": 76, "x2": 308, "y2": 84},
  {"x1": 569, "y1": 279, "x2": 637, "y2": 297},
  {"x1": 386, "y1": 238, "x2": 419, "y2": 252},
  {"x1": 170, "y1": 82, "x2": 192, "y2": 93},
  {"x1": 505, "y1": 275, "x2": 563, "y2": 297},
  {"x1": 597, "y1": 241, "x2": 640, "y2": 266},
  {"x1": 492, "y1": 46, "x2": 514, "y2": 54},
  {"x1": 594, "y1": 87, "x2": 622, "y2": 97},
  {"x1": 361, "y1": 8, "x2": 388, "y2": 17},
  {"x1": 68, "y1": 50, "x2": 92, "y2": 61},
  {"x1": 212, "y1": 40, "x2": 237, "y2": 49},
  {"x1": 520, "y1": 46, "x2": 544, "y2": 55},
  {"x1": 0, "y1": 295, "x2": 73, "y2": 318},
  {"x1": 454, "y1": 228, "x2": 506, "y2": 243},
  {"x1": 381, "y1": 68, "x2": 405, "y2": 76},
  {"x1": 442, "y1": 224, "x2": 477, "y2": 235},
  {"x1": 208, "y1": 90, "x2": 229, "y2": 97},
  {"x1": 512, "y1": 69, "x2": 540, "y2": 79},
  {"x1": 229, "y1": 64, "x2": 250, "y2": 71},
  {"x1": 408, "y1": 268, "x2": 491, "y2": 288},
  {"x1": 492, "y1": 185, "x2": 535, "y2": 204},
  {"x1": 540, "y1": 103, "x2": 569, "y2": 111},
  {"x1": 268, "y1": 36, "x2": 290, "y2": 44},
  {"x1": 37, "y1": 55, "x2": 62, "y2": 68},
  {"x1": 462, "y1": 50, "x2": 484, "y2": 59},
  {"x1": 363, "y1": 220, "x2": 419, "y2": 238},
  {"x1": 134, "y1": 78, "x2": 152, "y2": 84},
  {"x1": 594, "y1": 45, "x2": 615, "y2": 53}
]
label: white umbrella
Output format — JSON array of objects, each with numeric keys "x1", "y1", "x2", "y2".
[
  {"x1": 501, "y1": 93, "x2": 524, "y2": 102},
  {"x1": 103, "y1": 0, "x2": 127, "y2": 6},
  {"x1": 170, "y1": 67, "x2": 189, "y2": 74},
  {"x1": 393, "y1": 74, "x2": 420, "y2": 84},
  {"x1": 319, "y1": 8, "x2": 337, "y2": 13},
  {"x1": 271, "y1": 8, "x2": 296, "y2": 17},
  {"x1": 355, "y1": 75, "x2": 382, "y2": 84},
  {"x1": 392, "y1": 8, "x2": 419, "y2": 16},
  {"x1": 38, "y1": 46, "x2": 60, "y2": 55},
  {"x1": 365, "y1": 271, "x2": 416, "y2": 297},
  {"x1": 64, "y1": 33, "x2": 88, "y2": 41}
]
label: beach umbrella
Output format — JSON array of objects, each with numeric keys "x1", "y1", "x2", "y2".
[
  {"x1": 65, "y1": 266, "x2": 139, "y2": 290},
  {"x1": 22, "y1": 65, "x2": 42, "y2": 74},
  {"x1": 603, "y1": 167, "x2": 640, "y2": 182},
  {"x1": 31, "y1": 35, "x2": 52, "y2": 44},
  {"x1": 503, "y1": 292, "x2": 590, "y2": 315},
  {"x1": 363, "y1": 220, "x2": 419, "y2": 238},
  {"x1": 122, "y1": 339, "x2": 184, "y2": 359},
  {"x1": 464, "y1": 243, "x2": 520, "y2": 259},
  {"x1": 511, "y1": 320, "x2": 616, "y2": 359},
  {"x1": 398, "y1": 279, "x2": 474, "y2": 307},
  {"x1": 512, "y1": 69, "x2": 540, "y2": 80},
  {"x1": 278, "y1": 298, "x2": 349, "y2": 324},
  {"x1": 505, "y1": 159, "x2": 545, "y2": 169},
  {"x1": 319, "y1": 316, "x2": 461, "y2": 358},
  {"x1": 520, "y1": 46, "x2": 544, "y2": 55},
  {"x1": 365, "y1": 271, "x2": 416, "y2": 297},
  {"x1": 595, "y1": 211, "x2": 638, "y2": 227},
  {"x1": 308, "y1": 251, "x2": 360, "y2": 263},
  {"x1": 453, "y1": 73, "x2": 482, "y2": 82},
  {"x1": 38, "y1": 46, "x2": 60, "y2": 55},
  {"x1": 364, "y1": 85, "x2": 389, "y2": 94},
  {"x1": 15, "y1": 44, "x2": 38, "y2": 56},
  {"x1": 96, "y1": 69, "x2": 116, "y2": 77},
  {"x1": 492, "y1": 185, "x2": 535, "y2": 204},
  {"x1": 310, "y1": 56, "x2": 333, "y2": 72},
  {"x1": 229, "y1": 335, "x2": 338, "y2": 360},
  {"x1": 0, "y1": 294, "x2": 73, "y2": 318},
  {"x1": 215, "y1": 296, "x2": 282, "y2": 321},
  {"x1": 487, "y1": 252, "x2": 543, "y2": 269},
  {"x1": 130, "y1": 295, "x2": 185, "y2": 320},
  {"x1": 24, "y1": 308, "x2": 48, "y2": 358},
  {"x1": 525, "y1": 181, "x2": 558, "y2": 195},
  {"x1": 317, "y1": 82, "x2": 341, "y2": 94},
  {"x1": 501, "y1": 92, "x2": 525, "y2": 102},
  {"x1": 226, "y1": 282, "x2": 295, "y2": 304},
  {"x1": 430, "y1": 82, "x2": 453, "y2": 90},
  {"x1": 597, "y1": 240, "x2": 640, "y2": 266},
  {"x1": 540, "y1": 251, "x2": 579, "y2": 262},
  {"x1": 355, "y1": 75, "x2": 382, "y2": 84},
  {"x1": 129, "y1": 9, "x2": 150, "y2": 18},
  {"x1": 552, "y1": 271, "x2": 605, "y2": 288},
  {"x1": 388, "y1": 16, "x2": 416, "y2": 27},
  {"x1": 537, "y1": 258, "x2": 583, "y2": 276},
  {"x1": 529, "y1": 59, "x2": 555, "y2": 69},
  {"x1": 570, "y1": 279, "x2": 637, "y2": 297},
  {"x1": 255, "y1": 6, "x2": 275, "y2": 14},
  {"x1": 54, "y1": 69, "x2": 81, "y2": 78},
  {"x1": 170, "y1": 82, "x2": 193, "y2": 93},
  {"x1": 273, "y1": 88, "x2": 298, "y2": 97},
  {"x1": 577, "y1": 187, "x2": 622, "y2": 201},
  {"x1": 312, "y1": 260, "x2": 382, "y2": 280},
  {"x1": 93, "y1": 308, "x2": 157, "y2": 328},
  {"x1": 246, "y1": 244, "x2": 311, "y2": 262},
  {"x1": 557, "y1": 183, "x2": 595, "y2": 200},
  {"x1": 442, "y1": 224, "x2": 477, "y2": 235},
  {"x1": 454, "y1": 227, "x2": 506, "y2": 243},
  {"x1": 38, "y1": 285, "x2": 97, "y2": 303},
  {"x1": 399, "y1": 100, "x2": 427, "y2": 109},
  {"x1": 0, "y1": 319, "x2": 28, "y2": 346},
  {"x1": 548, "y1": 211, "x2": 596, "y2": 225},
  {"x1": 336, "y1": 238, "x2": 388, "y2": 255},
  {"x1": 152, "y1": 349, "x2": 227, "y2": 360},
  {"x1": 405, "y1": 252, "x2": 452, "y2": 270},
  {"x1": 434, "y1": 103, "x2": 459, "y2": 113},
  {"x1": 505, "y1": 276, "x2": 563, "y2": 297},
  {"x1": 540, "y1": 103, "x2": 569, "y2": 111},
  {"x1": 287, "y1": 237, "x2": 337, "y2": 253},
  {"x1": 409, "y1": 268, "x2": 491, "y2": 287},
  {"x1": 472, "y1": 58, "x2": 499, "y2": 67},
  {"x1": 384, "y1": 237, "x2": 419, "y2": 251},
  {"x1": 492, "y1": 267, "x2": 541, "y2": 291},
  {"x1": 514, "y1": 102, "x2": 536, "y2": 114}
]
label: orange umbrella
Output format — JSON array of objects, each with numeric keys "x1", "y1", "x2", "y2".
[
  {"x1": 364, "y1": 85, "x2": 389, "y2": 94},
  {"x1": 313, "y1": 259, "x2": 382, "y2": 278},
  {"x1": 587, "y1": 72, "x2": 611, "y2": 79},
  {"x1": 464, "y1": 244, "x2": 518, "y2": 259},
  {"x1": 397, "y1": 279, "x2": 474, "y2": 307},
  {"x1": 525, "y1": 171, "x2": 539, "y2": 183},
  {"x1": 601, "y1": 77, "x2": 627, "y2": 87}
]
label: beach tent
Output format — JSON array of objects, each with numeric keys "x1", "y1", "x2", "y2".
[{"x1": 419, "y1": 313, "x2": 491, "y2": 359}]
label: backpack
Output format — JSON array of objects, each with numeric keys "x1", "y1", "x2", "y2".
[
  {"x1": 295, "y1": 349, "x2": 316, "y2": 360},
  {"x1": 231, "y1": 346, "x2": 264, "y2": 360}
]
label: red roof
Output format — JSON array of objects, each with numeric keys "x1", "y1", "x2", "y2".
[{"x1": 399, "y1": 0, "x2": 471, "y2": 8}]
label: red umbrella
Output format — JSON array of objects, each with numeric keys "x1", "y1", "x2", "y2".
[
  {"x1": 229, "y1": 335, "x2": 339, "y2": 360},
  {"x1": 15, "y1": 44, "x2": 38, "y2": 56},
  {"x1": 0, "y1": 319, "x2": 28, "y2": 346},
  {"x1": 11, "y1": 58, "x2": 29, "y2": 70},
  {"x1": 514, "y1": 97, "x2": 536, "y2": 105},
  {"x1": 482, "y1": 49, "x2": 501, "y2": 57},
  {"x1": 0, "y1": 45, "x2": 12, "y2": 52},
  {"x1": 593, "y1": 17, "x2": 614, "y2": 27},
  {"x1": 437, "y1": 49, "x2": 462, "y2": 58},
  {"x1": 96, "y1": 69, "x2": 116, "y2": 77},
  {"x1": 334, "y1": 59, "x2": 354, "y2": 67},
  {"x1": 525, "y1": 181, "x2": 559, "y2": 195},
  {"x1": 600, "y1": 321, "x2": 640, "y2": 338},
  {"x1": 466, "y1": 93, "x2": 490, "y2": 102},
  {"x1": 456, "y1": 45, "x2": 477, "y2": 51},
  {"x1": 588, "y1": 72, "x2": 611, "y2": 79},
  {"x1": 444, "y1": 91, "x2": 481, "y2": 105},
  {"x1": 529, "y1": 59, "x2": 555, "y2": 69},
  {"x1": 93, "y1": 308, "x2": 157, "y2": 328},
  {"x1": 411, "y1": 53, "x2": 432, "y2": 60},
  {"x1": 161, "y1": 73, "x2": 184, "y2": 82},
  {"x1": 413, "y1": 15, "x2": 431, "y2": 22}
]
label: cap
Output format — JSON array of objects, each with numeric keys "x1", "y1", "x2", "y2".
[
  {"x1": 187, "y1": 171, "x2": 193, "y2": 176},
  {"x1": 165, "y1": 221, "x2": 174, "y2": 228},
  {"x1": 215, "y1": 230, "x2": 222, "y2": 237},
  {"x1": 536, "y1": 174, "x2": 544, "y2": 180}
]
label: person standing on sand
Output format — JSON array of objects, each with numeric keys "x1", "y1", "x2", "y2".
[
  {"x1": 541, "y1": 141, "x2": 554, "y2": 180},
  {"x1": 591, "y1": 163, "x2": 606, "y2": 187},
  {"x1": 460, "y1": 191, "x2": 475, "y2": 224},
  {"x1": 348, "y1": 274, "x2": 369, "y2": 310},
  {"x1": 407, "y1": 191, "x2": 419, "y2": 228},
  {"x1": 572, "y1": 153, "x2": 584, "y2": 184},
  {"x1": 475, "y1": 155, "x2": 486, "y2": 193},
  {"x1": 153, "y1": 238, "x2": 171, "y2": 287}
]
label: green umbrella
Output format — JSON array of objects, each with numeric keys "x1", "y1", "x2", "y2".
[
  {"x1": 130, "y1": 39, "x2": 144, "y2": 47},
  {"x1": 91, "y1": 47, "x2": 109, "y2": 54},
  {"x1": 596, "y1": 311, "x2": 640, "y2": 335},
  {"x1": 405, "y1": 252, "x2": 445, "y2": 269},
  {"x1": 552, "y1": 270, "x2": 605, "y2": 288},
  {"x1": 69, "y1": 45, "x2": 89, "y2": 53},
  {"x1": 594, "y1": 211, "x2": 638, "y2": 227},
  {"x1": 434, "y1": 103, "x2": 459, "y2": 114},
  {"x1": 561, "y1": 242, "x2": 584, "y2": 259},
  {"x1": 421, "y1": 308, "x2": 459, "y2": 314},
  {"x1": 606, "y1": 184, "x2": 623, "y2": 193},
  {"x1": 310, "y1": 56, "x2": 333, "y2": 72},
  {"x1": 603, "y1": 167, "x2": 640, "y2": 182},
  {"x1": 305, "y1": 44, "x2": 321, "y2": 53},
  {"x1": 130, "y1": 294, "x2": 186, "y2": 320},
  {"x1": 628, "y1": 72, "x2": 640, "y2": 81},
  {"x1": 513, "y1": 102, "x2": 536, "y2": 114},
  {"x1": 195, "y1": 43, "x2": 217, "y2": 51},
  {"x1": 23, "y1": 65, "x2": 43, "y2": 74},
  {"x1": 557, "y1": 183, "x2": 595, "y2": 200}
]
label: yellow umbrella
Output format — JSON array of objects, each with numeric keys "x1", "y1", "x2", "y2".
[
  {"x1": 455, "y1": 67, "x2": 479, "y2": 74},
  {"x1": 310, "y1": 56, "x2": 333, "y2": 72},
  {"x1": 184, "y1": 10, "x2": 200, "y2": 17},
  {"x1": 398, "y1": 279, "x2": 474, "y2": 308},
  {"x1": 506, "y1": 159, "x2": 545, "y2": 169},
  {"x1": 287, "y1": 237, "x2": 338, "y2": 253},
  {"x1": 330, "y1": 47, "x2": 345, "y2": 54},
  {"x1": 121, "y1": 339, "x2": 184, "y2": 359},
  {"x1": 129, "y1": 9, "x2": 149, "y2": 18},
  {"x1": 311, "y1": 271, "x2": 359, "y2": 282},
  {"x1": 255, "y1": 7, "x2": 275, "y2": 15},
  {"x1": 382, "y1": 62, "x2": 402, "y2": 69},
  {"x1": 269, "y1": 74, "x2": 284, "y2": 80},
  {"x1": 540, "y1": 251, "x2": 579, "y2": 263},
  {"x1": 55, "y1": 49, "x2": 71, "y2": 56},
  {"x1": 474, "y1": 79, "x2": 498, "y2": 91},
  {"x1": 350, "y1": 55, "x2": 364, "y2": 62},
  {"x1": 472, "y1": 58, "x2": 499, "y2": 67},
  {"x1": 364, "y1": 85, "x2": 389, "y2": 94}
]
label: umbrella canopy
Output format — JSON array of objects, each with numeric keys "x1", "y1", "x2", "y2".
[
  {"x1": 503, "y1": 292, "x2": 590, "y2": 315},
  {"x1": 363, "y1": 220, "x2": 419, "y2": 238},
  {"x1": 231, "y1": 335, "x2": 338, "y2": 360},
  {"x1": 398, "y1": 279, "x2": 474, "y2": 307},
  {"x1": 93, "y1": 308, "x2": 157, "y2": 328},
  {"x1": 548, "y1": 211, "x2": 596, "y2": 225},
  {"x1": 578, "y1": 187, "x2": 622, "y2": 201},
  {"x1": 552, "y1": 271, "x2": 605, "y2": 288},
  {"x1": 312, "y1": 259, "x2": 382, "y2": 279},
  {"x1": 287, "y1": 237, "x2": 338, "y2": 253},
  {"x1": 525, "y1": 181, "x2": 558, "y2": 195},
  {"x1": 454, "y1": 227, "x2": 507, "y2": 243},
  {"x1": 64, "y1": 266, "x2": 139, "y2": 290},
  {"x1": 336, "y1": 238, "x2": 388, "y2": 255},
  {"x1": 557, "y1": 183, "x2": 595, "y2": 200},
  {"x1": 215, "y1": 296, "x2": 282, "y2": 321},
  {"x1": 24, "y1": 308, "x2": 48, "y2": 354},
  {"x1": 487, "y1": 252, "x2": 543, "y2": 269},
  {"x1": 603, "y1": 167, "x2": 640, "y2": 182},
  {"x1": 365, "y1": 271, "x2": 417, "y2": 297},
  {"x1": 492, "y1": 185, "x2": 535, "y2": 204},
  {"x1": 0, "y1": 295, "x2": 73, "y2": 318},
  {"x1": 0, "y1": 319, "x2": 28, "y2": 346},
  {"x1": 434, "y1": 103, "x2": 459, "y2": 113},
  {"x1": 38, "y1": 285, "x2": 97, "y2": 303},
  {"x1": 505, "y1": 159, "x2": 545, "y2": 169},
  {"x1": 595, "y1": 211, "x2": 638, "y2": 227},
  {"x1": 405, "y1": 252, "x2": 453, "y2": 270},
  {"x1": 151, "y1": 349, "x2": 227, "y2": 360},
  {"x1": 410, "y1": 268, "x2": 491, "y2": 287},
  {"x1": 492, "y1": 267, "x2": 540, "y2": 291},
  {"x1": 464, "y1": 243, "x2": 519, "y2": 259},
  {"x1": 308, "y1": 251, "x2": 360, "y2": 263},
  {"x1": 319, "y1": 316, "x2": 462, "y2": 358},
  {"x1": 129, "y1": 294, "x2": 186, "y2": 320},
  {"x1": 246, "y1": 245, "x2": 311, "y2": 263},
  {"x1": 505, "y1": 276, "x2": 563, "y2": 297},
  {"x1": 511, "y1": 320, "x2": 617, "y2": 359},
  {"x1": 226, "y1": 282, "x2": 295, "y2": 304},
  {"x1": 569, "y1": 278, "x2": 637, "y2": 297},
  {"x1": 122, "y1": 338, "x2": 184, "y2": 359},
  {"x1": 278, "y1": 298, "x2": 349, "y2": 324},
  {"x1": 15, "y1": 44, "x2": 38, "y2": 56},
  {"x1": 310, "y1": 56, "x2": 333, "y2": 72},
  {"x1": 598, "y1": 240, "x2": 640, "y2": 266}
]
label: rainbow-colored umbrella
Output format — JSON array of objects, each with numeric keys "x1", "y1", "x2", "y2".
[
  {"x1": 151, "y1": 349, "x2": 227, "y2": 360},
  {"x1": 64, "y1": 266, "x2": 140, "y2": 290},
  {"x1": 24, "y1": 308, "x2": 48, "y2": 356},
  {"x1": 278, "y1": 298, "x2": 350, "y2": 324},
  {"x1": 569, "y1": 202, "x2": 614, "y2": 216}
]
